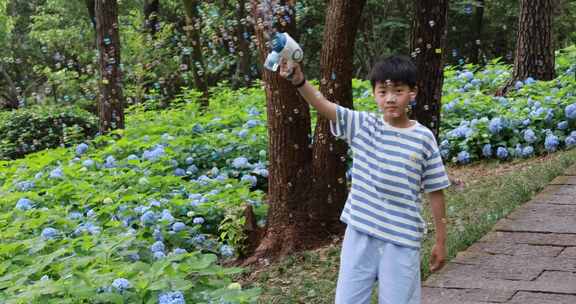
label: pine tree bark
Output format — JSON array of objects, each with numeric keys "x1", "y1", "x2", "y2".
[
  {"x1": 95, "y1": 0, "x2": 125, "y2": 134},
  {"x1": 182, "y1": 0, "x2": 210, "y2": 109},
  {"x1": 499, "y1": 0, "x2": 555, "y2": 96},
  {"x1": 245, "y1": 0, "x2": 365, "y2": 263},
  {"x1": 409, "y1": 0, "x2": 448, "y2": 138}
]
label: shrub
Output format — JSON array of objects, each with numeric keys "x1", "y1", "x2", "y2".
[{"x1": 0, "y1": 105, "x2": 98, "y2": 160}]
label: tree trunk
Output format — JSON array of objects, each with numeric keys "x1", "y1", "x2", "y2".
[
  {"x1": 409, "y1": 0, "x2": 448, "y2": 138},
  {"x1": 95, "y1": 0, "x2": 125, "y2": 134},
  {"x1": 0, "y1": 64, "x2": 19, "y2": 110},
  {"x1": 246, "y1": 0, "x2": 315, "y2": 261},
  {"x1": 182, "y1": 0, "x2": 210, "y2": 109},
  {"x1": 233, "y1": 0, "x2": 252, "y2": 88},
  {"x1": 499, "y1": 0, "x2": 555, "y2": 95},
  {"x1": 245, "y1": 0, "x2": 365, "y2": 264},
  {"x1": 144, "y1": 0, "x2": 160, "y2": 36},
  {"x1": 311, "y1": 0, "x2": 366, "y2": 238},
  {"x1": 470, "y1": 0, "x2": 484, "y2": 65},
  {"x1": 85, "y1": 0, "x2": 96, "y2": 28}
]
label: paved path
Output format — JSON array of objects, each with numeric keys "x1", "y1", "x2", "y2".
[{"x1": 422, "y1": 164, "x2": 576, "y2": 304}]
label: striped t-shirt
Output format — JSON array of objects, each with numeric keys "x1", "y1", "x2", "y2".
[{"x1": 330, "y1": 105, "x2": 450, "y2": 249}]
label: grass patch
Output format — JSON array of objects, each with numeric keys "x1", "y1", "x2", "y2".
[{"x1": 245, "y1": 148, "x2": 576, "y2": 303}]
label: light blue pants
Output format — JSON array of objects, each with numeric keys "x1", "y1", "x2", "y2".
[{"x1": 335, "y1": 226, "x2": 421, "y2": 304}]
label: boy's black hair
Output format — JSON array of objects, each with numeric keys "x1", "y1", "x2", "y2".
[{"x1": 369, "y1": 55, "x2": 417, "y2": 89}]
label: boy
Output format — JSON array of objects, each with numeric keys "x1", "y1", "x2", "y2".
[{"x1": 278, "y1": 55, "x2": 450, "y2": 304}]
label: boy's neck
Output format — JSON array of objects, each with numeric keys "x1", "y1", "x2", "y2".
[{"x1": 382, "y1": 113, "x2": 414, "y2": 128}]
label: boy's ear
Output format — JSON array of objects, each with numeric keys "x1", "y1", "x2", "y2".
[{"x1": 409, "y1": 86, "x2": 418, "y2": 99}]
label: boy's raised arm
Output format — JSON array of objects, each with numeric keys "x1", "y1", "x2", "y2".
[{"x1": 279, "y1": 60, "x2": 337, "y2": 122}]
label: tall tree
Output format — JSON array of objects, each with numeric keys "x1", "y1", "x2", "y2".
[
  {"x1": 95, "y1": 0, "x2": 125, "y2": 133},
  {"x1": 470, "y1": 0, "x2": 485, "y2": 64},
  {"x1": 409, "y1": 0, "x2": 449, "y2": 138},
  {"x1": 182, "y1": 0, "x2": 210, "y2": 109},
  {"x1": 144, "y1": 0, "x2": 160, "y2": 36},
  {"x1": 246, "y1": 0, "x2": 365, "y2": 262},
  {"x1": 499, "y1": 0, "x2": 555, "y2": 95}
]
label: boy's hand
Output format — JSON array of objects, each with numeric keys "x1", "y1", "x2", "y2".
[
  {"x1": 429, "y1": 242, "x2": 446, "y2": 272},
  {"x1": 279, "y1": 58, "x2": 304, "y2": 86}
]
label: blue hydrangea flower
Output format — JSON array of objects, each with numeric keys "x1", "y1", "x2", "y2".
[
  {"x1": 232, "y1": 157, "x2": 250, "y2": 169},
  {"x1": 192, "y1": 123, "x2": 204, "y2": 133},
  {"x1": 185, "y1": 157, "x2": 194, "y2": 165},
  {"x1": 514, "y1": 80, "x2": 524, "y2": 90},
  {"x1": 142, "y1": 145, "x2": 165, "y2": 162},
  {"x1": 87, "y1": 209, "x2": 97, "y2": 218},
  {"x1": 545, "y1": 109, "x2": 554, "y2": 123},
  {"x1": 15, "y1": 180, "x2": 35, "y2": 192},
  {"x1": 457, "y1": 151, "x2": 471, "y2": 164},
  {"x1": 126, "y1": 154, "x2": 139, "y2": 161},
  {"x1": 253, "y1": 168, "x2": 269, "y2": 177},
  {"x1": 241, "y1": 174, "x2": 258, "y2": 187},
  {"x1": 514, "y1": 144, "x2": 523, "y2": 157},
  {"x1": 522, "y1": 119, "x2": 531, "y2": 127},
  {"x1": 237, "y1": 129, "x2": 249, "y2": 138},
  {"x1": 482, "y1": 144, "x2": 492, "y2": 158},
  {"x1": 112, "y1": 278, "x2": 132, "y2": 293},
  {"x1": 172, "y1": 248, "x2": 187, "y2": 255},
  {"x1": 191, "y1": 234, "x2": 206, "y2": 246},
  {"x1": 488, "y1": 117, "x2": 505, "y2": 134},
  {"x1": 49, "y1": 167, "x2": 64, "y2": 179},
  {"x1": 68, "y1": 211, "x2": 83, "y2": 220},
  {"x1": 566, "y1": 136, "x2": 576, "y2": 148},
  {"x1": 41, "y1": 227, "x2": 59, "y2": 240},
  {"x1": 496, "y1": 147, "x2": 509, "y2": 160},
  {"x1": 141, "y1": 211, "x2": 157, "y2": 226},
  {"x1": 220, "y1": 245, "x2": 235, "y2": 257},
  {"x1": 196, "y1": 175, "x2": 212, "y2": 186},
  {"x1": 82, "y1": 159, "x2": 95, "y2": 168},
  {"x1": 186, "y1": 164, "x2": 198, "y2": 175},
  {"x1": 524, "y1": 129, "x2": 537, "y2": 143},
  {"x1": 150, "y1": 241, "x2": 165, "y2": 253},
  {"x1": 522, "y1": 146, "x2": 534, "y2": 158},
  {"x1": 172, "y1": 222, "x2": 187, "y2": 232},
  {"x1": 15, "y1": 198, "x2": 35, "y2": 210},
  {"x1": 544, "y1": 133, "x2": 559, "y2": 152},
  {"x1": 174, "y1": 168, "x2": 186, "y2": 176},
  {"x1": 566, "y1": 104, "x2": 576, "y2": 120},
  {"x1": 161, "y1": 209, "x2": 174, "y2": 223},
  {"x1": 158, "y1": 291, "x2": 186, "y2": 304},
  {"x1": 104, "y1": 156, "x2": 116, "y2": 168},
  {"x1": 74, "y1": 222, "x2": 101, "y2": 235},
  {"x1": 247, "y1": 106, "x2": 260, "y2": 116},
  {"x1": 153, "y1": 251, "x2": 166, "y2": 260},
  {"x1": 525, "y1": 77, "x2": 535, "y2": 85},
  {"x1": 245, "y1": 120, "x2": 260, "y2": 128},
  {"x1": 192, "y1": 217, "x2": 205, "y2": 225},
  {"x1": 76, "y1": 143, "x2": 89, "y2": 155},
  {"x1": 460, "y1": 71, "x2": 474, "y2": 81},
  {"x1": 557, "y1": 121, "x2": 569, "y2": 130}
]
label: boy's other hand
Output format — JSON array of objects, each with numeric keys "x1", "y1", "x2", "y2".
[
  {"x1": 429, "y1": 243, "x2": 446, "y2": 272},
  {"x1": 279, "y1": 58, "x2": 304, "y2": 86}
]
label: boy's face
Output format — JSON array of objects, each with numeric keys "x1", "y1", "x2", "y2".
[{"x1": 373, "y1": 80, "x2": 417, "y2": 119}]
